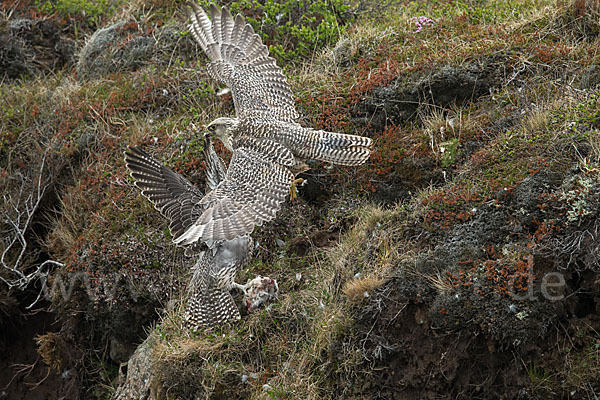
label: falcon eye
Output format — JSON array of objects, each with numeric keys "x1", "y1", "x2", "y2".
[{"x1": 208, "y1": 125, "x2": 216, "y2": 132}]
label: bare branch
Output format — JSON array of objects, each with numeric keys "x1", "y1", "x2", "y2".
[{"x1": 1, "y1": 154, "x2": 63, "y2": 293}]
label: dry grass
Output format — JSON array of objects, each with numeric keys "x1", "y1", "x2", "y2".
[
  {"x1": 520, "y1": 85, "x2": 588, "y2": 139},
  {"x1": 410, "y1": 266, "x2": 454, "y2": 294},
  {"x1": 291, "y1": 5, "x2": 405, "y2": 99},
  {"x1": 45, "y1": 189, "x2": 88, "y2": 259},
  {"x1": 343, "y1": 276, "x2": 385, "y2": 302},
  {"x1": 36, "y1": 332, "x2": 66, "y2": 372},
  {"x1": 583, "y1": 129, "x2": 600, "y2": 169},
  {"x1": 419, "y1": 106, "x2": 472, "y2": 164},
  {"x1": 561, "y1": 330, "x2": 600, "y2": 391},
  {"x1": 149, "y1": 257, "x2": 348, "y2": 398}
]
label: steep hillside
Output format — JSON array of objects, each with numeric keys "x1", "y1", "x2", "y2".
[{"x1": 1, "y1": 0, "x2": 599, "y2": 399}]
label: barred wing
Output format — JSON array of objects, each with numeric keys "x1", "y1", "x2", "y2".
[
  {"x1": 125, "y1": 146, "x2": 206, "y2": 241},
  {"x1": 174, "y1": 144, "x2": 294, "y2": 245},
  {"x1": 187, "y1": 3, "x2": 299, "y2": 122}
]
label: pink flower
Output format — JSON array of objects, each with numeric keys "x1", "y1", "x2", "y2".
[{"x1": 407, "y1": 16, "x2": 436, "y2": 34}]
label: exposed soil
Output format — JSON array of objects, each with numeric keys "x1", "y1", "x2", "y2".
[
  {"x1": 344, "y1": 284, "x2": 600, "y2": 400},
  {"x1": 0, "y1": 300, "x2": 77, "y2": 400}
]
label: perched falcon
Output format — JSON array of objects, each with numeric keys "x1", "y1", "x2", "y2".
[
  {"x1": 125, "y1": 143, "x2": 257, "y2": 328},
  {"x1": 172, "y1": 2, "x2": 374, "y2": 245}
]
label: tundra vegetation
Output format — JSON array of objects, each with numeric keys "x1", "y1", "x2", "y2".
[{"x1": 0, "y1": 0, "x2": 599, "y2": 399}]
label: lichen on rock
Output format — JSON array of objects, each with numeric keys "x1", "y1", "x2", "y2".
[{"x1": 76, "y1": 21, "x2": 155, "y2": 79}]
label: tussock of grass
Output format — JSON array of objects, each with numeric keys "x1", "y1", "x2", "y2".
[{"x1": 342, "y1": 276, "x2": 385, "y2": 302}]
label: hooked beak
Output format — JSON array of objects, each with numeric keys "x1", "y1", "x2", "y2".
[{"x1": 202, "y1": 125, "x2": 212, "y2": 138}]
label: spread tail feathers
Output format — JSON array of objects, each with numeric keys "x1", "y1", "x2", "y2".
[
  {"x1": 184, "y1": 287, "x2": 240, "y2": 330},
  {"x1": 308, "y1": 130, "x2": 373, "y2": 166}
]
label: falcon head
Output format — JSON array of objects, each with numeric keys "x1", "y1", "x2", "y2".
[{"x1": 205, "y1": 117, "x2": 239, "y2": 151}]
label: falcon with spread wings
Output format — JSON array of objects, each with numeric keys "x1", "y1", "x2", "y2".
[
  {"x1": 131, "y1": 3, "x2": 373, "y2": 246},
  {"x1": 125, "y1": 143, "x2": 261, "y2": 328}
]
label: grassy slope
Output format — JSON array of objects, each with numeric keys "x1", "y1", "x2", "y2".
[
  {"x1": 143, "y1": 1, "x2": 600, "y2": 398},
  {"x1": 1, "y1": 0, "x2": 599, "y2": 398}
]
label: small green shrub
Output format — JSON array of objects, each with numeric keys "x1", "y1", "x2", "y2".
[
  {"x1": 440, "y1": 138, "x2": 460, "y2": 167},
  {"x1": 197, "y1": 0, "x2": 352, "y2": 64},
  {"x1": 35, "y1": 0, "x2": 119, "y2": 26}
]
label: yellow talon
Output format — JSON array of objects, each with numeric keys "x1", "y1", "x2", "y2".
[{"x1": 290, "y1": 178, "x2": 304, "y2": 201}]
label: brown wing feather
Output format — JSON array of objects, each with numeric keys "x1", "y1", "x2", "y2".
[
  {"x1": 174, "y1": 145, "x2": 294, "y2": 245},
  {"x1": 186, "y1": 3, "x2": 299, "y2": 122},
  {"x1": 124, "y1": 147, "x2": 206, "y2": 240}
]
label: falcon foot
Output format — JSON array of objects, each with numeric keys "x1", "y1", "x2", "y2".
[
  {"x1": 242, "y1": 275, "x2": 279, "y2": 312},
  {"x1": 232, "y1": 281, "x2": 251, "y2": 293},
  {"x1": 289, "y1": 178, "x2": 306, "y2": 201}
]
